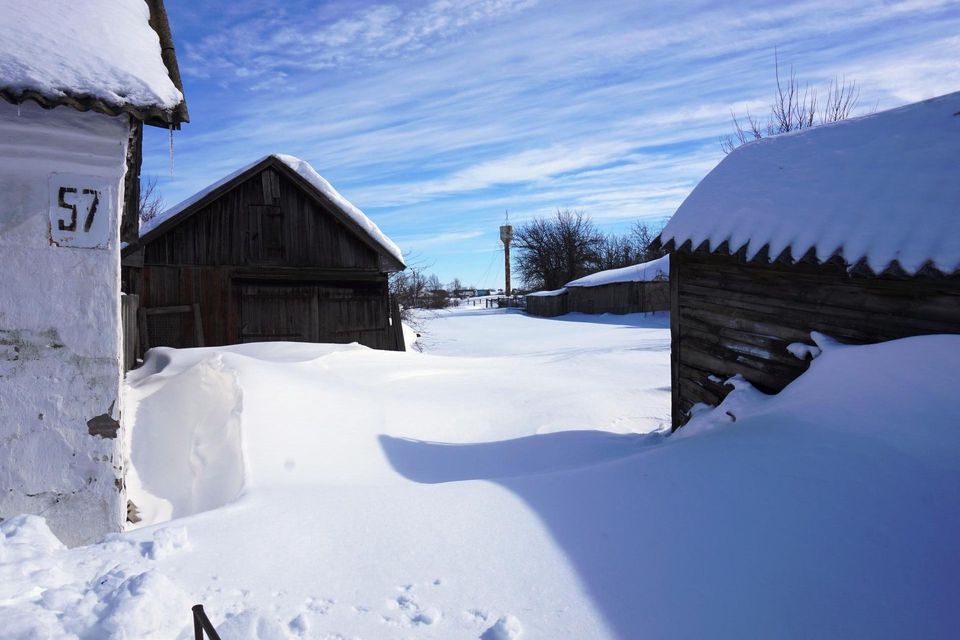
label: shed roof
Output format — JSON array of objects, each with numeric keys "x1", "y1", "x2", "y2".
[
  {"x1": 566, "y1": 255, "x2": 670, "y2": 288},
  {"x1": 138, "y1": 154, "x2": 405, "y2": 270},
  {"x1": 660, "y1": 91, "x2": 960, "y2": 276},
  {"x1": 0, "y1": 0, "x2": 188, "y2": 127}
]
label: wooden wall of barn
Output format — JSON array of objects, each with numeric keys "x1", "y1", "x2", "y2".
[
  {"x1": 525, "y1": 293, "x2": 569, "y2": 317},
  {"x1": 123, "y1": 166, "x2": 402, "y2": 358},
  {"x1": 567, "y1": 281, "x2": 669, "y2": 315},
  {"x1": 671, "y1": 250, "x2": 960, "y2": 428}
]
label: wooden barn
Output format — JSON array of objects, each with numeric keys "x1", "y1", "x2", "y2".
[
  {"x1": 660, "y1": 91, "x2": 960, "y2": 430},
  {"x1": 0, "y1": 0, "x2": 187, "y2": 545},
  {"x1": 122, "y1": 154, "x2": 406, "y2": 357},
  {"x1": 525, "y1": 255, "x2": 669, "y2": 317},
  {"x1": 525, "y1": 288, "x2": 569, "y2": 317},
  {"x1": 566, "y1": 255, "x2": 669, "y2": 314}
]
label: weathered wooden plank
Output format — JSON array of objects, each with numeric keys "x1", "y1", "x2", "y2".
[
  {"x1": 670, "y1": 254, "x2": 681, "y2": 429},
  {"x1": 672, "y1": 249, "x2": 960, "y2": 428}
]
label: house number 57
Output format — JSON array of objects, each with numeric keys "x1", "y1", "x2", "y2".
[
  {"x1": 49, "y1": 175, "x2": 113, "y2": 249},
  {"x1": 57, "y1": 187, "x2": 100, "y2": 233}
]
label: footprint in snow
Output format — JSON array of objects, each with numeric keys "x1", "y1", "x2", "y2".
[
  {"x1": 464, "y1": 608, "x2": 489, "y2": 624},
  {"x1": 305, "y1": 596, "x2": 335, "y2": 615}
]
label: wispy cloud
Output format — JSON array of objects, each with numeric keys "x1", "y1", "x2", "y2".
[
  {"x1": 183, "y1": 0, "x2": 537, "y2": 84},
  {"x1": 148, "y1": 0, "x2": 960, "y2": 284}
]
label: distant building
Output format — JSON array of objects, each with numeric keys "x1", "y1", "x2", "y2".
[
  {"x1": 122, "y1": 155, "x2": 406, "y2": 353},
  {"x1": 525, "y1": 255, "x2": 669, "y2": 317},
  {"x1": 660, "y1": 91, "x2": 960, "y2": 430},
  {"x1": 0, "y1": 0, "x2": 188, "y2": 545}
]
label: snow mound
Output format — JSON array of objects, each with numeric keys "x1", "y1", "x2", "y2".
[
  {"x1": 0, "y1": 0, "x2": 183, "y2": 110},
  {"x1": 0, "y1": 515, "x2": 65, "y2": 563},
  {"x1": 23, "y1": 312, "x2": 949, "y2": 638},
  {"x1": 0, "y1": 523, "x2": 193, "y2": 639},
  {"x1": 680, "y1": 333, "x2": 960, "y2": 464},
  {"x1": 481, "y1": 615, "x2": 523, "y2": 640},
  {"x1": 661, "y1": 91, "x2": 960, "y2": 274},
  {"x1": 126, "y1": 354, "x2": 245, "y2": 524}
]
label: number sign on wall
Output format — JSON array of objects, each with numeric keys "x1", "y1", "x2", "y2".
[{"x1": 49, "y1": 175, "x2": 114, "y2": 249}]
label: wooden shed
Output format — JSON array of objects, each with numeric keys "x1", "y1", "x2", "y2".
[
  {"x1": 525, "y1": 289, "x2": 569, "y2": 317},
  {"x1": 565, "y1": 255, "x2": 669, "y2": 315},
  {"x1": 525, "y1": 255, "x2": 669, "y2": 317},
  {"x1": 660, "y1": 91, "x2": 960, "y2": 430},
  {"x1": 122, "y1": 154, "x2": 406, "y2": 357},
  {"x1": 0, "y1": 0, "x2": 187, "y2": 545}
]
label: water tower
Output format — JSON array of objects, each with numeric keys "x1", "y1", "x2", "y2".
[{"x1": 500, "y1": 218, "x2": 513, "y2": 296}]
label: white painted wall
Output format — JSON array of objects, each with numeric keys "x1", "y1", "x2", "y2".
[{"x1": 0, "y1": 101, "x2": 129, "y2": 547}]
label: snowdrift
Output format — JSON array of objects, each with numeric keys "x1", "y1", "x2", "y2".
[{"x1": 1, "y1": 309, "x2": 958, "y2": 639}]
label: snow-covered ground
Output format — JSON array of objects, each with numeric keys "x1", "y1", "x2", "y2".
[{"x1": 2, "y1": 307, "x2": 959, "y2": 639}]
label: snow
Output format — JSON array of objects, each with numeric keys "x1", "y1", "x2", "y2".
[
  {"x1": 0, "y1": 0, "x2": 183, "y2": 110},
  {"x1": 565, "y1": 254, "x2": 670, "y2": 287},
  {"x1": 786, "y1": 341, "x2": 822, "y2": 360},
  {"x1": 661, "y1": 91, "x2": 960, "y2": 275},
  {"x1": 2, "y1": 307, "x2": 960, "y2": 638},
  {"x1": 142, "y1": 154, "x2": 405, "y2": 265},
  {"x1": 525, "y1": 287, "x2": 566, "y2": 297}
]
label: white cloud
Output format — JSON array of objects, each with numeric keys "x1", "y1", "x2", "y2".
[{"x1": 145, "y1": 0, "x2": 960, "y2": 284}]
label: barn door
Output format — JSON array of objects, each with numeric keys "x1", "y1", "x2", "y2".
[{"x1": 239, "y1": 285, "x2": 318, "y2": 342}]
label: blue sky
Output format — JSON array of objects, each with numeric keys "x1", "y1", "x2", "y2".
[{"x1": 144, "y1": 0, "x2": 960, "y2": 287}]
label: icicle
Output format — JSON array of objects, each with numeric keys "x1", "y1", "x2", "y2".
[
  {"x1": 168, "y1": 124, "x2": 175, "y2": 177},
  {"x1": 17, "y1": 103, "x2": 21, "y2": 117}
]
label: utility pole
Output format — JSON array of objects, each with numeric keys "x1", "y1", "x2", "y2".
[{"x1": 500, "y1": 212, "x2": 513, "y2": 296}]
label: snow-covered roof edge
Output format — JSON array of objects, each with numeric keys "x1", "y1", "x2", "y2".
[
  {"x1": 138, "y1": 154, "x2": 405, "y2": 267},
  {"x1": 660, "y1": 91, "x2": 960, "y2": 276},
  {"x1": 526, "y1": 288, "x2": 568, "y2": 297},
  {"x1": 565, "y1": 255, "x2": 670, "y2": 288},
  {"x1": 0, "y1": 0, "x2": 188, "y2": 128}
]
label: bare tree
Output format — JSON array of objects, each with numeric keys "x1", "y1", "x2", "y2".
[
  {"x1": 514, "y1": 209, "x2": 604, "y2": 290},
  {"x1": 389, "y1": 257, "x2": 451, "y2": 315},
  {"x1": 596, "y1": 233, "x2": 638, "y2": 271},
  {"x1": 721, "y1": 52, "x2": 861, "y2": 154},
  {"x1": 630, "y1": 220, "x2": 667, "y2": 262},
  {"x1": 138, "y1": 176, "x2": 165, "y2": 224}
]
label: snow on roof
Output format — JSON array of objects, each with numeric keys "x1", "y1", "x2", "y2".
[
  {"x1": 526, "y1": 288, "x2": 568, "y2": 297},
  {"x1": 142, "y1": 154, "x2": 405, "y2": 266},
  {"x1": 565, "y1": 255, "x2": 670, "y2": 288},
  {"x1": 276, "y1": 154, "x2": 404, "y2": 265},
  {"x1": 0, "y1": 0, "x2": 184, "y2": 121},
  {"x1": 661, "y1": 91, "x2": 960, "y2": 275}
]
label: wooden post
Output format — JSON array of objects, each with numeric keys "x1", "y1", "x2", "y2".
[
  {"x1": 120, "y1": 294, "x2": 139, "y2": 372},
  {"x1": 669, "y1": 253, "x2": 681, "y2": 431}
]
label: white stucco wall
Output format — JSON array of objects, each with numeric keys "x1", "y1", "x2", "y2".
[{"x1": 0, "y1": 101, "x2": 129, "y2": 547}]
